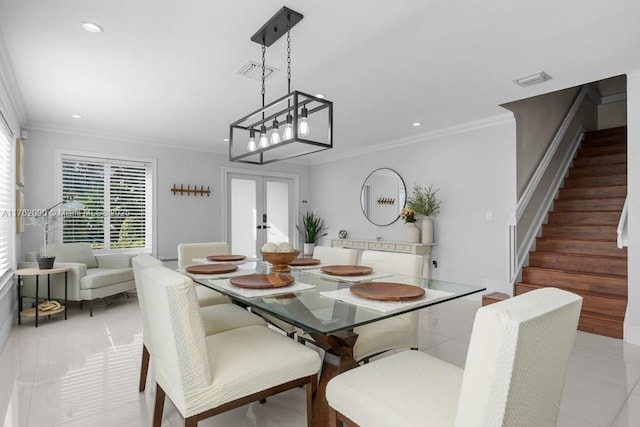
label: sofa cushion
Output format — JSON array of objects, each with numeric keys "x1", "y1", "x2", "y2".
[
  {"x1": 43, "y1": 243, "x2": 98, "y2": 268},
  {"x1": 80, "y1": 268, "x2": 134, "y2": 290}
]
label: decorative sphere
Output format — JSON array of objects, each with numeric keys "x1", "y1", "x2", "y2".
[
  {"x1": 339, "y1": 229, "x2": 348, "y2": 239},
  {"x1": 261, "y1": 242, "x2": 278, "y2": 253},
  {"x1": 277, "y1": 242, "x2": 294, "y2": 252}
]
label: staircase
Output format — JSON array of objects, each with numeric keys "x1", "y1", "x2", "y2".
[{"x1": 515, "y1": 126, "x2": 628, "y2": 338}]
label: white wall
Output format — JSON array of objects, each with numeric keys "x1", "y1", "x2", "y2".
[
  {"x1": 502, "y1": 86, "x2": 580, "y2": 198},
  {"x1": 309, "y1": 116, "x2": 517, "y2": 296},
  {"x1": 624, "y1": 71, "x2": 640, "y2": 344},
  {"x1": 19, "y1": 129, "x2": 311, "y2": 261},
  {"x1": 598, "y1": 100, "x2": 627, "y2": 129}
]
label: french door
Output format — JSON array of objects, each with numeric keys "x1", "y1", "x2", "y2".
[{"x1": 226, "y1": 172, "x2": 295, "y2": 257}]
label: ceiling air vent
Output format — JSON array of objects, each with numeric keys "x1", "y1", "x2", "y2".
[{"x1": 236, "y1": 61, "x2": 279, "y2": 81}]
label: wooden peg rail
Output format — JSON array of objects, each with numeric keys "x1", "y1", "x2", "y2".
[
  {"x1": 377, "y1": 197, "x2": 395, "y2": 205},
  {"x1": 171, "y1": 184, "x2": 211, "y2": 197}
]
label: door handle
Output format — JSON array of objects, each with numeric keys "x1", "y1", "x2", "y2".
[{"x1": 256, "y1": 225, "x2": 263, "y2": 229}]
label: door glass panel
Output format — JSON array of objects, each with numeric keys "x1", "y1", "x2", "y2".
[
  {"x1": 230, "y1": 177, "x2": 257, "y2": 257},
  {"x1": 265, "y1": 180, "x2": 290, "y2": 244}
]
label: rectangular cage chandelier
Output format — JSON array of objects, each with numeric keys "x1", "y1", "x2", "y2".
[{"x1": 229, "y1": 7, "x2": 333, "y2": 164}]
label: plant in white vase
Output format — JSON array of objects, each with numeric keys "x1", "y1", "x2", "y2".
[
  {"x1": 296, "y1": 211, "x2": 327, "y2": 255},
  {"x1": 406, "y1": 184, "x2": 441, "y2": 244}
]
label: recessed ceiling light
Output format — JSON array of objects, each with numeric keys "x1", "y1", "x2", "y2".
[
  {"x1": 412, "y1": 122, "x2": 422, "y2": 127},
  {"x1": 514, "y1": 71, "x2": 552, "y2": 87},
  {"x1": 223, "y1": 138, "x2": 229, "y2": 142},
  {"x1": 315, "y1": 93, "x2": 326, "y2": 99},
  {"x1": 71, "y1": 114, "x2": 82, "y2": 119},
  {"x1": 81, "y1": 22, "x2": 103, "y2": 33}
]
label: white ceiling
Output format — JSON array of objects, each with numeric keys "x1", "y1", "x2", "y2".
[{"x1": 1, "y1": 0, "x2": 639, "y2": 163}]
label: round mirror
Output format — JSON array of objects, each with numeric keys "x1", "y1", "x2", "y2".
[{"x1": 360, "y1": 168, "x2": 406, "y2": 226}]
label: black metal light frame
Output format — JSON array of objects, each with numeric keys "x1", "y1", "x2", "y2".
[{"x1": 228, "y1": 6, "x2": 333, "y2": 164}]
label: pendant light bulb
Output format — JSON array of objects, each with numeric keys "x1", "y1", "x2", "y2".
[
  {"x1": 282, "y1": 114, "x2": 294, "y2": 140},
  {"x1": 259, "y1": 125, "x2": 269, "y2": 149},
  {"x1": 270, "y1": 119, "x2": 280, "y2": 145},
  {"x1": 298, "y1": 106, "x2": 310, "y2": 137},
  {"x1": 247, "y1": 129, "x2": 257, "y2": 152}
]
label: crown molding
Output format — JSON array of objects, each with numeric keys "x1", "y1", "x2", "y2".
[
  {"x1": 0, "y1": 30, "x2": 27, "y2": 130},
  {"x1": 601, "y1": 92, "x2": 627, "y2": 104},
  {"x1": 26, "y1": 113, "x2": 516, "y2": 168},
  {"x1": 307, "y1": 113, "x2": 515, "y2": 166},
  {"x1": 24, "y1": 121, "x2": 228, "y2": 155}
]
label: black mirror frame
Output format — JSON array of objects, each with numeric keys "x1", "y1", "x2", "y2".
[{"x1": 360, "y1": 168, "x2": 406, "y2": 226}]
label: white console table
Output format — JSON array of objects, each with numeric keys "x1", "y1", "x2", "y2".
[{"x1": 330, "y1": 238, "x2": 435, "y2": 279}]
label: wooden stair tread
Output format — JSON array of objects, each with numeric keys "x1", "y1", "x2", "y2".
[
  {"x1": 516, "y1": 279, "x2": 627, "y2": 299},
  {"x1": 522, "y1": 265, "x2": 627, "y2": 279},
  {"x1": 529, "y1": 250, "x2": 627, "y2": 260}
]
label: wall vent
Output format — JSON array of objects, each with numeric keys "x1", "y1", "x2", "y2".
[{"x1": 236, "y1": 61, "x2": 279, "y2": 81}]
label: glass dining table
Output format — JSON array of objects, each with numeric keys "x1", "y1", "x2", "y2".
[{"x1": 192, "y1": 261, "x2": 486, "y2": 427}]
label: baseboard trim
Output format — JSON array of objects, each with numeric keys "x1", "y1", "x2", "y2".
[{"x1": 624, "y1": 323, "x2": 640, "y2": 345}]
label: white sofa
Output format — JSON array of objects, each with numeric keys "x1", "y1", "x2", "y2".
[{"x1": 19, "y1": 243, "x2": 136, "y2": 316}]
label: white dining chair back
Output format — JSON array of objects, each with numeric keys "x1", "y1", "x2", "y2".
[
  {"x1": 360, "y1": 250, "x2": 422, "y2": 277},
  {"x1": 133, "y1": 253, "x2": 266, "y2": 393},
  {"x1": 139, "y1": 264, "x2": 321, "y2": 426},
  {"x1": 132, "y1": 254, "x2": 163, "y2": 347},
  {"x1": 140, "y1": 265, "x2": 210, "y2": 410},
  {"x1": 326, "y1": 287, "x2": 582, "y2": 427},
  {"x1": 177, "y1": 241, "x2": 229, "y2": 268},
  {"x1": 456, "y1": 288, "x2": 581, "y2": 425},
  {"x1": 177, "y1": 242, "x2": 232, "y2": 307},
  {"x1": 352, "y1": 250, "x2": 423, "y2": 362},
  {"x1": 312, "y1": 246, "x2": 358, "y2": 265}
]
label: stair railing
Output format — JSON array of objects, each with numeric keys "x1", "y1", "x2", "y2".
[
  {"x1": 508, "y1": 84, "x2": 598, "y2": 283},
  {"x1": 617, "y1": 196, "x2": 628, "y2": 248}
]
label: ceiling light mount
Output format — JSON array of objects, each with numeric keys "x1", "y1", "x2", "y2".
[
  {"x1": 250, "y1": 7, "x2": 303, "y2": 47},
  {"x1": 229, "y1": 6, "x2": 333, "y2": 164},
  {"x1": 514, "y1": 71, "x2": 552, "y2": 87}
]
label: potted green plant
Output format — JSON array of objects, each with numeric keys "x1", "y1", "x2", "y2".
[
  {"x1": 406, "y1": 184, "x2": 441, "y2": 244},
  {"x1": 296, "y1": 211, "x2": 327, "y2": 255}
]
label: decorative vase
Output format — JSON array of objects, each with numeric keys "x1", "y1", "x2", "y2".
[
  {"x1": 37, "y1": 256, "x2": 55, "y2": 269},
  {"x1": 303, "y1": 243, "x2": 315, "y2": 256},
  {"x1": 406, "y1": 223, "x2": 420, "y2": 243},
  {"x1": 421, "y1": 217, "x2": 434, "y2": 244}
]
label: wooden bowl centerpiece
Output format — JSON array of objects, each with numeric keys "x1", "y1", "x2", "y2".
[{"x1": 261, "y1": 250, "x2": 301, "y2": 273}]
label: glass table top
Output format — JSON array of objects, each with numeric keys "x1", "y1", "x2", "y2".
[{"x1": 193, "y1": 262, "x2": 485, "y2": 336}]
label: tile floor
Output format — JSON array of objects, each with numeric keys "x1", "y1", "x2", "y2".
[{"x1": 1, "y1": 294, "x2": 640, "y2": 426}]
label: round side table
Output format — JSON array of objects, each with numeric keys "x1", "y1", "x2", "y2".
[{"x1": 15, "y1": 266, "x2": 70, "y2": 327}]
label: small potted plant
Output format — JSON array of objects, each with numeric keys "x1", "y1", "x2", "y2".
[
  {"x1": 296, "y1": 211, "x2": 327, "y2": 256},
  {"x1": 406, "y1": 184, "x2": 441, "y2": 244}
]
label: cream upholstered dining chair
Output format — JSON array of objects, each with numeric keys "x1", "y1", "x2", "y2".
[
  {"x1": 326, "y1": 287, "x2": 582, "y2": 427},
  {"x1": 312, "y1": 245, "x2": 358, "y2": 266},
  {"x1": 132, "y1": 254, "x2": 266, "y2": 392},
  {"x1": 177, "y1": 242, "x2": 234, "y2": 307},
  {"x1": 254, "y1": 245, "x2": 358, "y2": 338},
  {"x1": 138, "y1": 264, "x2": 321, "y2": 427},
  {"x1": 352, "y1": 250, "x2": 423, "y2": 362}
]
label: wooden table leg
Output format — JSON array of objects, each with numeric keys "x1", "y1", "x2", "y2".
[{"x1": 308, "y1": 331, "x2": 359, "y2": 427}]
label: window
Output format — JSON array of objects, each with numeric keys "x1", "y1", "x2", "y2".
[
  {"x1": 0, "y1": 119, "x2": 12, "y2": 283},
  {"x1": 60, "y1": 153, "x2": 153, "y2": 252}
]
